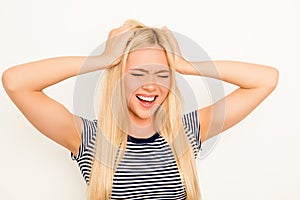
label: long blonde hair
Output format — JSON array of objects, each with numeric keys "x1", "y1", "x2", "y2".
[{"x1": 88, "y1": 20, "x2": 201, "y2": 200}]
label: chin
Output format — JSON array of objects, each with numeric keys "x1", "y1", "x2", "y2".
[{"x1": 129, "y1": 104, "x2": 160, "y2": 122}]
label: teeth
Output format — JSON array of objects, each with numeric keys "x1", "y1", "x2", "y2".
[{"x1": 137, "y1": 95, "x2": 156, "y2": 102}]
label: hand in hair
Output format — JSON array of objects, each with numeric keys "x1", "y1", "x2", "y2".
[
  {"x1": 102, "y1": 24, "x2": 135, "y2": 67},
  {"x1": 162, "y1": 26, "x2": 190, "y2": 74}
]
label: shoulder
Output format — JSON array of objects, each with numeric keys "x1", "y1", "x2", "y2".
[
  {"x1": 80, "y1": 117, "x2": 98, "y2": 145},
  {"x1": 182, "y1": 110, "x2": 202, "y2": 157},
  {"x1": 74, "y1": 115, "x2": 98, "y2": 135},
  {"x1": 182, "y1": 110, "x2": 200, "y2": 135},
  {"x1": 72, "y1": 115, "x2": 98, "y2": 157},
  {"x1": 182, "y1": 110, "x2": 199, "y2": 124}
]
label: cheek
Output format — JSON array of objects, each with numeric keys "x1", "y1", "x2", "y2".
[
  {"x1": 158, "y1": 78, "x2": 171, "y2": 96},
  {"x1": 161, "y1": 87, "x2": 170, "y2": 99},
  {"x1": 124, "y1": 75, "x2": 142, "y2": 101}
]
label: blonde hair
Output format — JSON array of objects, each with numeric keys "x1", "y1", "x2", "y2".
[{"x1": 88, "y1": 20, "x2": 201, "y2": 200}]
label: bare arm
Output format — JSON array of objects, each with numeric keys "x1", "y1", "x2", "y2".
[
  {"x1": 185, "y1": 60, "x2": 279, "y2": 143},
  {"x1": 2, "y1": 55, "x2": 107, "y2": 155},
  {"x1": 2, "y1": 24, "x2": 134, "y2": 155},
  {"x1": 162, "y1": 27, "x2": 279, "y2": 143}
]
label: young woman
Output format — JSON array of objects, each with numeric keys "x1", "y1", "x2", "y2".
[{"x1": 2, "y1": 20, "x2": 279, "y2": 200}]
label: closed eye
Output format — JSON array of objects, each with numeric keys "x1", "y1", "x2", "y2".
[
  {"x1": 157, "y1": 75, "x2": 169, "y2": 78},
  {"x1": 131, "y1": 73, "x2": 145, "y2": 76}
]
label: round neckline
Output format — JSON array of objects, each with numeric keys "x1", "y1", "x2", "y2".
[{"x1": 127, "y1": 132, "x2": 160, "y2": 143}]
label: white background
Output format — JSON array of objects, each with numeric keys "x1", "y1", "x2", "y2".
[{"x1": 0, "y1": 0, "x2": 299, "y2": 199}]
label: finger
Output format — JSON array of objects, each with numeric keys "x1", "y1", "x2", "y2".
[
  {"x1": 109, "y1": 24, "x2": 133, "y2": 37},
  {"x1": 161, "y1": 28, "x2": 182, "y2": 57},
  {"x1": 116, "y1": 24, "x2": 133, "y2": 32},
  {"x1": 161, "y1": 27, "x2": 178, "y2": 45},
  {"x1": 162, "y1": 27, "x2": 174, "y2": 38},
  {"x1": 161, "y1": 26, "x2": 168, "y2": 32}
]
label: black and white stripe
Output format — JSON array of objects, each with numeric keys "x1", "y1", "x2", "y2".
[
  {"x1": 71, "y1": 110, "x2": 201, "y2": 199},
  {"x1": 182, "y1": 111, "x2": 202, "y2": 158},
  {"x1": 71, "y1": 118, "x2": 97, "y2": 183}
]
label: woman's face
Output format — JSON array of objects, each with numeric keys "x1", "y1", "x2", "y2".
[{"x1": 124, "y1": 45, "x2": 171, "y2": 125}]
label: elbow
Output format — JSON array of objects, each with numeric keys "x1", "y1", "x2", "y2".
[
  {"x1": 269, "y1": 67, "x2": 279, "y2": 89},
  {"x1": 263, "y1": 67, "x2": 279, "y2": 92},
  {"x1": 2, "y1": 68, "x2": 19, "y2": 93},
  {"x1": 2, "y1": 68, "x2": 10, "y2": 91}
]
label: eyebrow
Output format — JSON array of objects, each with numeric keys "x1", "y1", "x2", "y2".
[{"x1": 130, "y1": 68, "x2": 170, "y2": 74}]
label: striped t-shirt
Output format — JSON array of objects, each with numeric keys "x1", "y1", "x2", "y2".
[{"x1": 71, "y1": 110, "x2": 201, "y2": 199}]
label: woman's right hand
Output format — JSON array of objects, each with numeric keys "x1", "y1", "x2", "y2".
[
  {"x1": 1, "y1": 23, "x2": 135, "y2": 157},
  {"x1": 102, "y1": 24, "x2": 135, "y2": 67}
]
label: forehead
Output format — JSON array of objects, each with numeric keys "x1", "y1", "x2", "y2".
[{"x1": 125, "y1": 46, "x2": 169, "y2": 71}]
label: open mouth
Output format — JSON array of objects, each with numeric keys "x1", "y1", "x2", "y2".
[
  {"x1": 136, "y1": 95, "x2": 157, "y2": 102},
  {"x1": 136, "y1": 95, "x2": 158, "y2": 108}
]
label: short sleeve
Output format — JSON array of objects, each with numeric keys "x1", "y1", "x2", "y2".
[
  {"x1": 71, "y1": 117, "x2": 98, "y2": 161},
  {"x1": 182, "y1": 110, "x2": 202, "y2": 158},
  {"x1": 70, "y1": 117, "x2": 97, "y2": 184}
]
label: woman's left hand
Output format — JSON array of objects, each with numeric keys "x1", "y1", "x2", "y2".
[{"x1": 162, "y1": 27, "x2": 191, "y2": 74}]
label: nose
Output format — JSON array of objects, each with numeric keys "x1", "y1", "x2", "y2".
[
  {"x1": 140, "y1": 73, "x2": 158, "y2": 92},
  {"x1": 141, "y1": 82, "x2": 157, "y2": 92}
]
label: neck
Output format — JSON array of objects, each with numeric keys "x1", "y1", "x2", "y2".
[{"x1": 127, "y1": 115, "x2": 156, "y2": 139}]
